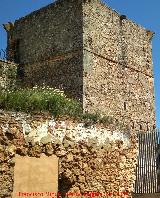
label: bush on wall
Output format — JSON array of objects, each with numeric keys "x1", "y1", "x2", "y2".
[
  {"x1": 0, "y1": 86, "x2": 115, "y2": 126},
  {"x1": 0, "y1": 86, "x2": 82, "y2": 117}
]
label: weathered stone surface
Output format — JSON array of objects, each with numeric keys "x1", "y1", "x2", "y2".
[
  {"x1": 6, "y1": 0, "x2": 155, "y2": 130},
  {"x1": 1, "y1": 0, "x2": 155, "y2": 197},
  {"x1": 0, "y1": 111, "x2": 138, "y2": 198},
  {"x1": 82, "y1": 1, "x2": 155, "y2": 131},
  {"x1": 7, "y1": 0, "x2": 83, "y2": 100}
]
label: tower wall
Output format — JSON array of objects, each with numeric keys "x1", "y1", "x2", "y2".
[
  {"x1": 82, "y1": 0, "x2": 155, "y2": 130},
  {"x1": 6, "y1": 0, "x2": 156, "y2": 129},
  {"x1": 7, "y1": 0, "x2": 83, "y2": 100}
]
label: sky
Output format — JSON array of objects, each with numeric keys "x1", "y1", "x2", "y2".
[{"x1": 0, "y1": 0, "x2": 160, "y2": 127}]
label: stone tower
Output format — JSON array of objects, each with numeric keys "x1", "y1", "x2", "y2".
[{"x1": 5, "y1": 0, "x2": 156, "y2": 130}]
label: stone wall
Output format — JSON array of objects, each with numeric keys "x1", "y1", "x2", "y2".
[
  {"x1": 82, "y1": 0, "x2": 155, "y2": 130},
  {"x1": 5, "y1": 0, "x2": 156, "y2": 130},
  {"x1": 22, "y1": 52, "x2": 83, "y2": 101},
  {"x1": 0, "y1": 60, "x2": 17, "y2": 91},
  {"x1": 8, "y1": 0, "x2": 83, "y2": 64},
  {"x1": 6, "y1": 0, "x2": 83, "y2": 100},
  {"x1": 0, "y1": 111, "x2": 138, "y2": 198}
]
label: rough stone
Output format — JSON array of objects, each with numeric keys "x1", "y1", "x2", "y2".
[
  {"x1": 0, "y1": 111, "x2": 138, "y2": 198},
  {"x1": 5, "y1": 0, "x2": 155, "y2": 131},
  {"x1": 0, "y1": 0, "x2": 155, "y2": 197},
  {"x1": 40, "y1": 133, "x2": 53, "y2": 144}
]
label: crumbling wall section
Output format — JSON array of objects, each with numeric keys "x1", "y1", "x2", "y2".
[{"x1": 0, "y1": 111, "x2": 138, "y2": 198}]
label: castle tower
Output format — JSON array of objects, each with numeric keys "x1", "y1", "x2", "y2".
[{"x1": 5, "y1": 0, "x2": 156, "y2": 130}]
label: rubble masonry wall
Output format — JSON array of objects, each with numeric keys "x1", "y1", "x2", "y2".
[{"x1": 0, "y1": 111, "x2": 137, "y2": 198}]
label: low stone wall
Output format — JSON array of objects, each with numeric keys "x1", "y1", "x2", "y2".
[{"x1": 0, "y1": 111, "x2": 138, "y2": 198}]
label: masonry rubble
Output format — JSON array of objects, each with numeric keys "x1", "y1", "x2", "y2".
[{"x1": 0, "y1": 111, "x2": 138, "y2": 198}]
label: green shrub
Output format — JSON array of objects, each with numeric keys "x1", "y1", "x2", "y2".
[
  {"x1": 0, "y1": 87, "x2": 82, "y2": 117},
  {"x1": 99, "y1": 115, "x2": 114, "y2": 125},
  {"x1": 81, "y1": 112, "x2": 101, "y2": 122},
  {"x1": 0, "y1": 86, "x2": 115, "y2": 126}
]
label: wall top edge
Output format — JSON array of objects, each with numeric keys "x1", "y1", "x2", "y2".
[
  {"x1": 3, "y1": 0, "x2": 153, "y2": 36},
  {"x1": 98, "y1": 0, "x2": 154, "y2": 35}
]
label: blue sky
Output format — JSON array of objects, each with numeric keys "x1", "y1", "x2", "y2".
[{"x1": 0, "y1": 0, "x2": 160, "y2": 127}]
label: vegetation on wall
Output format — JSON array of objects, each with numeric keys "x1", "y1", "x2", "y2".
[
  {"x1": 0, "y1": 86, "x2": 114, "y2": 125},
  {"x1": 0, "y1": 86, "x2": 81, "y2": 116},
  {"x1": 0, "y1": 62, "x2": 115, "y2": 126}
]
